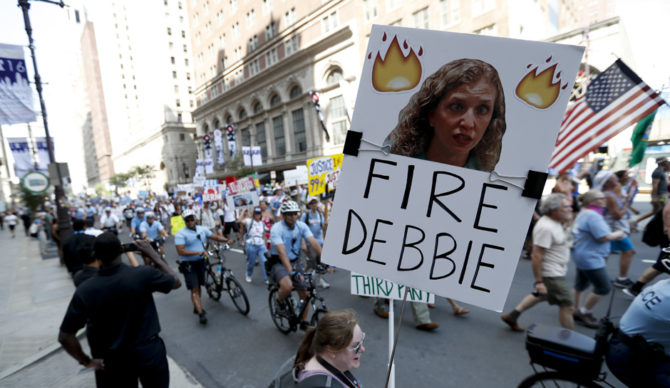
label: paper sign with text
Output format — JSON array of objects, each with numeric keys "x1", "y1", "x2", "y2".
[
  {"x1": 351, "y1": 272, "x2": 434, "y2": 303},
  {"x1": 307, "y1": 154, "x2": 343, "y2": 196},
  {"x1": 322, "y1": 26, "x2": 584, "y2": 312},
  {"x1": 284, "y1": 166, "x2": 309, "y2": 186},
  {"x1": 228, "y1": 177, "x2": 256, "y2": 195}
]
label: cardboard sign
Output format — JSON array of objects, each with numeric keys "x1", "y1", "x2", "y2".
[
  {"x1": 228, "y1": 177, "x2": 255, "y2": 195},
  {"x1": 351, "y1": 272, "x2": 434, "y2": 303},
  {"x1": 284, "y1": 166, "x2": 309, "y2": 187},
  {"x1": 307, "y1": 154, "x2": 343, "y2": 196},
  {"x1": 226, "y1": 191, "x2": 260, "y2": 210},
  {"x1": 322, "y1": 26, "x2": 583, "y2": 312}
]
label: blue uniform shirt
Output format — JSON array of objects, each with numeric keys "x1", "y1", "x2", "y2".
[
  {"x1": 270, "y1": 220, "x2": 313, "y2": 261},
  {"x1": 300, "y1": 211, "x2": 324, "y2": 245},
  {"x1": 140, "y1": 220, "x2": 164, "y2": 240},
  {"x1": 619, "y1": 278, "x2": 670, "y2": 356},
  {"x1": 174, "y1": 225, "x2": 212, "y2": 262},
  {"x1": 131, "y1": 216, "x2": 146, "y2": 231}
]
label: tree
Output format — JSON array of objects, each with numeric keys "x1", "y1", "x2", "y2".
[
  {"x1": 109, "y1": 172, "x2": 131, "y2": 195},
  {"x1": 132, "y1": 164, "x2": 157, "y2": 190},
  {"x1": 20, "y1": 186, "x2": 43, "y2": 216},
  {"x1": 226, "y1": 152, "x2": 254, "y2": 177}
]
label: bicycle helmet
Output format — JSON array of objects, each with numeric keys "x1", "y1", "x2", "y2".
[
  {"x1": 136, "y1": 207, "x2": 145, "y2": 213},
  {"x1": 182, "y1": 209, "x2": 196, "y2": 219},
  {"x1": 280, "y1": 200, "x2": 300, "y2": 214},
  {"x1": 145, "y1": 211, "x2": 155, "y2": 218}
]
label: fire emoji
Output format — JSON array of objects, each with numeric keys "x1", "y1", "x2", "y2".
[
  {"x1": 370, "y1": 34, "x2": 422, "y2": 92},
  {"x1": 515, "y1": 56, "x2": 567, "y2": 109}
]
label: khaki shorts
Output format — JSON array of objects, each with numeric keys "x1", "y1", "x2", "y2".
[{"x1": 543, "y1": 276, "x2": 574, "y2": 307}]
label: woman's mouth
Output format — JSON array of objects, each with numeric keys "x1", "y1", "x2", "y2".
[{"x1": 452, "y1": 134, "x2": 473, "y2": 146}]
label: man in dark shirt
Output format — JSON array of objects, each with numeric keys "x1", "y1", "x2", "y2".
[
  {"x1": 62, "y1": 219, "x2": 96, "y2": 277},
  {"x1": 58, "y1": 233, "x2": 181, "y2": 387}
]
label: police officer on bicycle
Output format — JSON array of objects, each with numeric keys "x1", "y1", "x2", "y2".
[
  {"x1": 100, "y1": 207, "x2": 121, "y2": 235},
  {"x1": 140, "y1": 211, "x2": 169, "y2": 261},
  {"x1": 269, "y1": 200, "x2": 323, "y2": 330},
  {"x1": 175, "y1": 209, "x2": 228, "y2": 325}
]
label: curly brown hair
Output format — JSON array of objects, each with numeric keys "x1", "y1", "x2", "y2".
[{"x1": 385, "y1": 58, "x2": 506, "y2": 172}]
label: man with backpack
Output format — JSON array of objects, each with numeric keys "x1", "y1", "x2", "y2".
[{"x1": 300, "y1": 197, "x2": 329, "y2": 288}]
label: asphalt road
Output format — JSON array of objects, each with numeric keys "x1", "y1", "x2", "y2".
[{"x1": 129, "y1": 200, "x2": 661, "y2": 388}]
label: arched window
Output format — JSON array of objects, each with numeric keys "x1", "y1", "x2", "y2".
[
  {"x1": 202, "y1": 123, "x2": 209, "y2": 134},
  {"x1": 253, "y1": 101, "x2": 263, "y2": 114},
  {"x1": 269, "y1": 93, "x2": 281, "y2": 108},
  {"x1": 225, "y1": 114, "x2": 233, "y2": 125},
  {"x1": 326, "y1": 68, "x2": 343, "y2": 85},
  {"x1": 238, "y1": 108, "x2": 247, "y2": 120},
  {"x1": 213, "y1": 118, "x2": 220, "y2": 130},
  {"x1": 289, "y1": 85, "x2": 302, "y2": 99}
]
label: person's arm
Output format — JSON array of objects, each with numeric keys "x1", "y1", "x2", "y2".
[
  {"x1": 176, "y1": 244, "x2": 205, "y2": 258},
  {"x1": 597, "y1": 230, "x2": 625, "y2": 242},
  {"x1": 652, "y1": 177, "x2": 661, "y2": 203},
  {"x1": 208, "y1": 233, "x2": 228, "y2": 243},
  {"x1": 604, "y1": 193, "x2": 626, "y2": 219},
  {"x1": 530, "y1": 245, "x2": 547, "y2": 295},
  {"x1": 58, "y1": 331, "x2": 104, "y2": 370},
  {"x1": 275, "y1": 243, "x2": 293, "y2": 274},
  {"x1": 306, "y1": 236, "x2": 322, "y2": 257},
  {"x1": 135, "y1": 240, "x2": 181, "y2": 289},
  {"x1": 663, "y1": 203, "x2": 670, "y2": 239},
  {"x1": 125, "y1": 251, "x2": 140, "y2": 267}
]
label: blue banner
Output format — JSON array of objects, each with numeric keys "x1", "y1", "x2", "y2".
[{"x1": 0, "y1": 44, "x2": 36, "y2": 125}]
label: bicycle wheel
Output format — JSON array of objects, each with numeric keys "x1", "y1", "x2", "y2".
[
  {"x1": 310, "y1": 307, "x2": 328, "y2": 327},
  {"x1": 268, "y1": 288, "x2": 292, "y2": 334},
  {"x1": 205, "y1": 265, "x2": 222, "y2": 301},
  {"x1": 226, "y1": 275, "x2": 250, "y2": 315},
  {"x1": 518, "y1": 371, "x2": 603, "y2": 388}
]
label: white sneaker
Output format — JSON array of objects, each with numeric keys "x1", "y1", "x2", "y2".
[
  {"x1": 318, "y1": 278, "x2": 330, "y2": 289},
  {"x1": 245, "y1": 275, "x2": 252, "y2": 283}
]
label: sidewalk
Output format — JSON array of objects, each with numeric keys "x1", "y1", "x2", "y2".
[{"x1": 0, "y1": 229, "x2": 202, "y2": 387}]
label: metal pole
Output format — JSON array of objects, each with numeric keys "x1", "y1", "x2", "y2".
[{"x1": 18, "y1": 0, "x2": 72, "y2": 244}]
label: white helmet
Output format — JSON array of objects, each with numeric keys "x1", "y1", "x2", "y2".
[
  {"x1": 145, "y1": 211, "x2": 155, "y2": 218},
  {"x1": 182, "y1": 209, "x2": 196, "y2": 219},
  {"x1": 280, "y1": 200, "x2": 300, "y2": 214}
]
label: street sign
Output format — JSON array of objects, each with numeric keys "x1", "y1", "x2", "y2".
[{"x1": 21, "y1": 171, "x2": 49, "y2": 194}]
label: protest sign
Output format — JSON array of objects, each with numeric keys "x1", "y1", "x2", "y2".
[
  {"x1": 170, "y1": 215, "x2": 186, "y2": 235},
  {"x1": 351, "y1": 272, "x2": 434, "y2": 303},
  {"x1": 307, "y1": 154, "x2": 343, "y2": 196},
  {"x1": 284, "y1": 166, "x2": 309, "y2": 186},
  {"x1": 322, "y1": 26, "x2": 584, "y2": 312},
  {"x1": 202, "y1": 186, "x2": 220, "y2": 202},
  {"x1": 226, "y1": 177, "x2": 258, "y2": 210},
  {"x1": 227, "y1": 177, "x2": 255, "y2": 195}
]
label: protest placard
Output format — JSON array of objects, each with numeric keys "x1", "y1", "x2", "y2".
[
  {"x1": 322, "y1": 26, "x2": 584, "y2": 312},
  {"x1": 226, "y1": 177, "x2": 259, "y2": 210},
  {"x1": 307, "y1": 154, "x2": 343, "y2": 196},
  {"x1": 283, "y1": 167, "x2": 308, "y2": 186},
  {"x1": 351, "y1": 272, "x2": 434, "y2": 303},
  {"x1": 227, "y1": 177, "x2": 256, "y2": 195}
]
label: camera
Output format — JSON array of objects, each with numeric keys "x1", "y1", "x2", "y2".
[{"x1": 121, "y1": 242, "x2": 139, "y2": 252}]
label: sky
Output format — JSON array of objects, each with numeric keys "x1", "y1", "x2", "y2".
[{"x1": 0, "y1": 0, "x2": 668, "y2": 190}]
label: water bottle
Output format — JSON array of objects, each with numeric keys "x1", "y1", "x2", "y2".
[{"x1": 296, "y1": 299, "x2": 305, "y2": 312}]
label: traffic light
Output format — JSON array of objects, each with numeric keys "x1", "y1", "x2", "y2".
[
  {"x1": 310, "y1": 90, "x2": 330, "y2": 141},
  {"x1": 203, "y1": 134, "x2": 211, "y2": 147},
  {"x1": 226, "y1": 124, "x2": 235, "y2": 142}
]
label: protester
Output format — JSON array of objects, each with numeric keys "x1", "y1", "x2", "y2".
[
  {"x1": 300, "y1": 196, "x2": 330, "y2": 289},
  {"x1": 634, "y1": 156, "x2": 670, "y2": 225},
  {"x1": 294, "y1": 310, "x2": 364, "y2": 387},
  {"x1": 501, "y1": 193, "x2": 574, "y2": 331},
  {"x1": 62, "y1": 219, "x2": 97, "y2": 278},
  {"x1": 243, "y1": 207, "x2": 269, "y2": 284},
  {"x1": 571, "y1": 190, "x2": 625, "y2": 328},
  {"x1": 606, "y1": 278, "x2": 670, "y2": 387},
  {"x1": 5, "y1": 211, "x2": 17, "y2": 238},
  {"x1": 58, "y1": 235, "x2": 181, "y2": 388}
]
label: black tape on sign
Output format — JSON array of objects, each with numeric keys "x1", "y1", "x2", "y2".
[
  {"x1": 343, "y1": 131, "x2": 363, "y2": 156},
  {"x1": 522, "y1": 170, "x2": 548, "y2": 199}
]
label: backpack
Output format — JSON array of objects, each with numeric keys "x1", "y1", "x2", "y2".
[
  {"x1": 268, "y1": 356, "x2": 333, "y2": 388},
  {"x1": 642, "y1": 209, "x2": 664, "y2": 247}
]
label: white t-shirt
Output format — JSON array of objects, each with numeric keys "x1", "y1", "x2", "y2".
[
  {"x1": 223, "y1": 204, "x2": 236, "y2": 223},
  {"x1": 532, "y1": 216, "x2": 571, "y2": 277},
  {"x1": 5, "y1": 214, "x2": 18, "y2": 226}
]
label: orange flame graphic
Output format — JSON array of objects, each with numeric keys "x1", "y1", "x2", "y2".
[
  {"x1": 371, "y1": 35, "x2": 422, "y2": 92},
  {"x1": 515, "y1": 62, "x2": 563, "y2": 109}
]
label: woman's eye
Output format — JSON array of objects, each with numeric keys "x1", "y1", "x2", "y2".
[
  {"x1": 477, "y1": 105, "x2": 490, "y2": 114},
  {"x1": 449, "y1": 103, "x2": 463, "y2": 112}
]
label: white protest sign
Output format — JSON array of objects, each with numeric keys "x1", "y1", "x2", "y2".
[
  {"x1": 228, "y1": 177, "x2": 256, "y2": 195},
  {"x1": 202, "y1": 186, "x2": 220, "y2": 202},
  {"x1": 322, "y1": 26, "x2": 583, "y2": 312},
  {"x1": 351, "y1": 272, "x2": 434, "y2": 303}
]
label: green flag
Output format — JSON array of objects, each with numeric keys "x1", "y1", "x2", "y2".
[{"x1": 629, "y1": 109, "x2": 658, "y2": 167}]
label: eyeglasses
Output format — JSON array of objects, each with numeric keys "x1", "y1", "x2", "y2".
[
  {"x1": 348, "y1": 333, "x2": 365, "y2": 355},
  {"x1": 284, "y1": 212, "x2": 299, "y2": 217}
]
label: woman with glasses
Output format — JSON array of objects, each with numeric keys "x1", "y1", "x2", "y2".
[{"x1": 294, "y1": 310, "x2": 364, "y2": 388}]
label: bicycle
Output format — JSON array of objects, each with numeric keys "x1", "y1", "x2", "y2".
[
  {"x1": 518, "y1": 290, "x2": 620, "y2": 387},
  {"x1": 202, "y1": 242, "x2": 250, "y2": 315},
  {"x1": 266, "y1": 261, "x2": 329, "y2": 334}
]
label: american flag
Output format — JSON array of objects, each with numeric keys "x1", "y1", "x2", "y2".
[{"x1": 549, "y1": 59, "x2": 666, "y2": 174}]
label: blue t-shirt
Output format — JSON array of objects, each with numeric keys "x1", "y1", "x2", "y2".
[
  {"x1": 270, "y1": 220, "x2": 313, "y2": 261},
  {"x1": 619, "y1": 279, "x2": 670, "y2": 356},
  {"x1": 571, "y1": 209, "x2": 611, "y2": 270},
  {"x1": 174, "y1": 225, "x2": 212, "y2": 262},
  {"x1": 140, "y1": 220, "x2": 164, "y2": 240},
  {"x1": 300, "y1": 211, "x2": 324, "y2": 244},
  {"x1": 131, "y1": 216, "x2": 146, "y2": 231}
]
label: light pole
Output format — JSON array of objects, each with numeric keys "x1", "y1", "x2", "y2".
[{"x1": 18, "y1": 0, "x2": 73, "y2": 243}]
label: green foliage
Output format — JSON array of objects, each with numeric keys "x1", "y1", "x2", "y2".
[
  {"x1": 20, "y1": 186, "x2": 43, "y2": 215},
  {"x1": 226, "y1": 152, "x2": 254, "y2": 177},
  {"x1": 93, "y1": 183, "x2": 110, "y2": 197}
]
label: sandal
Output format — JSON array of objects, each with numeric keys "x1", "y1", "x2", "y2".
[{"x1": 453, "y1": 307, "x2": 470, "y2": 316}]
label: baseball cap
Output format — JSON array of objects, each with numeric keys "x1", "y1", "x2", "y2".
[{"x1": 253, "y1": 207, "x2": 262, "y2": 214}]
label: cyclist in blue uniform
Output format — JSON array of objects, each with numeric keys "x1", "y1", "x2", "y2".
[
  {"x1": 140, "y1": 212, "x2": 169, "y2": 260},
  {"x1": 269, "y1": 200, "x2": 323, "y2": 329},
  {"x1": 130, "y1": 208, "x2": 147, "y2": 238},
  {"x1": 175, "y1": 209, "x2": 228, "y2": 324}
]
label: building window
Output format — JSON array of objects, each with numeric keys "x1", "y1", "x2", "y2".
[
  {"x1": 329, "y1": 95, "x2": 348, "y2": 144},
  {"x1": 185, "y1": 58, "x2": 189, "y2": 66},
  {"x1": 229, "y1": 0, "x2": 237, "y2": 12},
  {"x1": 265, "y1": 21, "x2": 277, "y2": 40},
  {"x1": 171, "y1": 56, "x2": 175, "y2": 64},
  {"x1": 285, "y1": 35, "x2": 298, "y2": 56},
  {"x1": 239, "y1": 108, "x2": 247, "y2": 121},
  {"x1": 262, "y1": 0, "x2": 272, "y2": 14},
  {"x1": 273, "y1": 115, "x2": 285, "y2": 156},
  {"x1": 174, "y1": 85, "x2": 179, "y2": 92},
  {"x1": 322, "y1": 11, "x2": 339, "y2": 33},
  {"x1": 172, "y1": 71, "x2": 177, "y2": 79},
  {"x1": 440, "y1": 0, "x2": 461, "y2": 26},
  {"x1": 285, "y1": 7, "x2": 296, "y2": 26},
  {"x1": 183, "y1": 44, "x2": 188, "y2": 53},
  {"x1": 269, "y1": 93, "x2": 281, "y2": 108},
  {"x1": 248, "y1": 35, "x2": 258, "y2": 51},
  {"x1": 386, "y1": 0, "x2": 401, "y2": 11},
  {"x1": 413, "y1": 7, "x2": 429, "y2": 29},
  {"x1": 256, "y1": 121, "x2": 267, "y2": 157},
  {"x1": 176, "y1": 99, "x2": 181, "y2": 107},
  {"x1": 253, "y1": 102, "x2": 263, "y2": 114},
  {"x1": 241, "y1": 126, "x2": 250, "y2": 146},
  {"x1": 326, "y1": 69, "x2": 343, "y2": 85},
  {"x1": 186, "y1": 72, "x2": 191, "y2": 80},
  {"x1": 265, "y1": 48, "x2": 278, "y2": 66},
  {"x1": 167, "y1": 27, "x2": 172, "y2": 35},
  {"x1": 246, "y1": 9, "x2": 255, "y2": 26},
  {"x1": 177, "y1": 113, "x2": 183, "y2": 122},
  {"x1": 190, "y1": 99, "x2": 194, "y2": 108},
  {"x1": 232, "y1": 22, "x2": 239, "y2": 39},
  {"x1": 249, "y1": 59, "x2": 260, "y2": 76},
  {"x1": 289, "y1": 85, "x2": 302, "y2": 99},
  {"x1": 292, "y1": 108, "x2": 306, "y2": 152},
  {"x1": 472, "y1": 0, "x2": 494, "y2": 16},
  {"x1": 181, "y1": 30, "x2": 186, "y2": 38},
  {"x1": 364, "y1": 0, "x2": 378, "y2": 22},
  {"x1": 180, "y1": 133, "x2": 186, "y2": 141}
]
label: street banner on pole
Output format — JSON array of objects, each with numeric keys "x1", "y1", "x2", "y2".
[
  {"x1": 7, "y1": 137, "x2": 33, "y2": 178},
  {"x1": 322, "y1": 26, "x2": 584, "y2": 312},
  {"x1": 0, "y1": 44, "x2": 36, "y2": 125},
  {"x1": 214, "y1": 128, "x2": 225, "y2": 165},
  {"x1": 251, "y1": 145, "x2": 262, "y2": 166},
  {"x1": 307, "y1": 154, "x2": 343, "y2": 196},
  {"x1": 242, "y1": 146, "x2": 251, "y2": 166},
  {"x1": 35, "y1": 137, "x2": 53, "y2": 172}
]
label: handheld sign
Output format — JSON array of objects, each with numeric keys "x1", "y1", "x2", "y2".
[
  {"x1": 322, "y1": 26, "x2": 584, "y2": 312},
  {"x1": 351, "y1": 272, "x2": 434, "y2": 303},
  {"x1": 307, "y1": 154, "x2": 343, "y2": 196}
]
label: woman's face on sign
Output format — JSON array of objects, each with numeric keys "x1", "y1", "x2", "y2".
[{"x1": 427, "y1": 78, "x2": 496, "y2": 165}]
